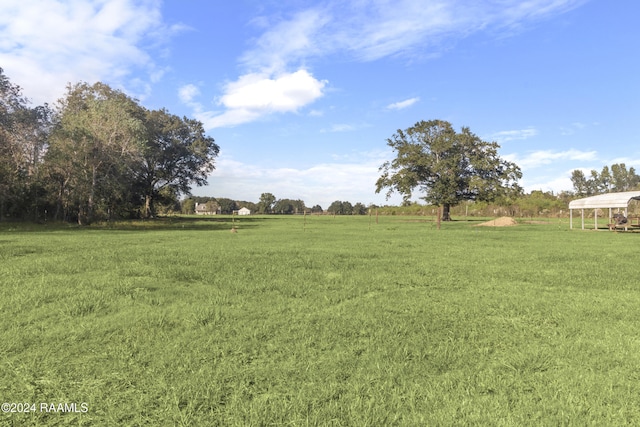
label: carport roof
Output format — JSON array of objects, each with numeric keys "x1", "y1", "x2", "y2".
[{"x1": 568, "y1": 191, "x2": 640, "y2": 210}]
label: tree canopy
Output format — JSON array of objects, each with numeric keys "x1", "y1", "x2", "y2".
[
  {"x1": 137, "y1": 108, "x2": 219, "y2": 218},
  {"x1": 376, "y1": 120, "x2": 522, "y2": 220},
  {"x1": 570, "y1": 163, "x2": 640, "y2": 197},
  {"x1": 0, "y1": 68, "x2": 219, "y2": 223}
]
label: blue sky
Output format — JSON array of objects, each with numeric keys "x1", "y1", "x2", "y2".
[{"x1": 1, "y1": 0, "x2": 639, "y2": 208}]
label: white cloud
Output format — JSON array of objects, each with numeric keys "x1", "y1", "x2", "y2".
[
  {"x1": 187, "y1": 0, "x2": 586, "y2": 128},
  {"x1": 178, "y1": 84, "x2": 200, "y2": 104},
  {"x1": 241, "y1": 9, "x2": 331, "y2": 74},
  {"x1": 522, "y1": 175, "x2": 575, "y2": 194},
  {"x1": 505, "y1": 149, "x2": 599, "y2": 170},
  {"x1": 490, "y1": 127, "x2": 538, "y2": 143},
  {"x1": 322, "y1": 124, "x2": 355, "y2": 133},
  {"x1": 195, "y1": 70, "x2": 327, "y2": 129},
  {"x1": 560, "y1": 121, "x2": 591, "y2": 135},
  {"x1": 241, "y1": 0, "x2": 587, "y2": 68},
  {"x1": 199, "y1": 150, "x2": 404, "y2": 207},
  {"x1": 0, "y1": 0, "x2": 174, "y2": 105},
  {"x1": 387, "y1": 97, "x2": 420, "y2": 110}
]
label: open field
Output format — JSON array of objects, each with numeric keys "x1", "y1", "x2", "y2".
[{"x1": 2, "y1": 215, "x2": 640, "y2": 425}]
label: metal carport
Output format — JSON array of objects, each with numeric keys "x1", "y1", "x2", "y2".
[{"x1": 568, "y1": 191, "x2": 640, "y2": 230}]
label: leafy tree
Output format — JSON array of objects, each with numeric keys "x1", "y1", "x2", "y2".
[
  {"x1": 353, "y1": 202, "x2": 367, "y2": 215},
  {"x1": 215, "y1": 198, "x2": 238, "y2": 214},
  {"x1": 376, "y1": 120, "x2": 522, "y2": 221},
  {"x1": 181, "y1": 197, "x2": 195, "y2": 214},
  {"x1": 571, "y1": 163, "x2": 640, "y2": 196},
  {"x1": 271, "y1": 199, "x2": 305, "y2": 214},
  {"x1": 258, "y1": 192, "x2": 276, "y2": 213},
  {"x1": 292, "y1": 199, "x2": 306, "y2": 214},
  {"x1": 611, "y1": 163, "x2": 639, "y2": 192},
  {"x1": 136, "y1": 108, "x2": 219, "y2": 218},
  {"x1": 570, "y1": 169, "x2": 591, "y2": 197},
  {"x1": 310, "y1": 204, "x2": 323, "y2": 213},
  {"x1": 273, "y1": 198, "x2": 295, "y2": 214},
  {"x1": 327, "y1": 200, "x2": 353, "y2": 215},
  {"x1": 327, "y1": 201, "x2": 342, "y2": 214},
  {"x1": 46, "y1": 82, "x2": 145, "y2": 223},
  {"x1": 0, "y1": 68, "x2": 52, "y2": 220}
]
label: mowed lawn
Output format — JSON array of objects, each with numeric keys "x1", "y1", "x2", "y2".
[{"x1": 2, "y1": 215, "x2": 640, "y2": 426}]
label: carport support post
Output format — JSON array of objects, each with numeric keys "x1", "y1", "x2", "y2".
[
  {"x1": 625, "y1": 207, "x2": 629, "y2": 231},
  {"x1": 570, "y1": 209, "x2": 573, "y2": 229}
]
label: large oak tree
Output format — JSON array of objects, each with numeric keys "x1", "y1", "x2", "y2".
[
  {"x1": 137, "y1": 108, "x2": 219, "y2": 218},
  {"x1": 376, "y1": 120, "x2": 522, "y2": 221}
]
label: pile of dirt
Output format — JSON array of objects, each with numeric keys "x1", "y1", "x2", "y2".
[{"x1": 476, "y1": 216, "x2": 518, "y2": 227}]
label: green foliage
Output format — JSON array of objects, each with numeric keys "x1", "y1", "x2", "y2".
[
  {"x1": 46, "y1": 82, "x2": 147, "y2": 224},
  {"x1": 377, "y1": 120, "x2": 522, "y2": 220},
  {"x1": 138, "y1": 108, "x2": 219, "y2": 218},
  {"x1": 2, "y1": 217, "x2": 640, "y2": 425},
  {"x1": 272, "y1": 198, "x2": 306, "y2": 214},
  {"x1": 328, "y1": 200, "x2": 354, "y2": 214},
  {"x1": 1, "y1": 69, "x2": 218, "y2": 224},
  {"x1": 257, "y1": 192, "x2": 276, "y2": 214},
  {"x1": 215, "y1": 198, "x2": 238, "y2": 214},
  {"x1": 0, "y1": 68, "x2": 52, "y2": 221},
  {"x1": 571, "y1": 163, "x2": 640, "y2": 196}
]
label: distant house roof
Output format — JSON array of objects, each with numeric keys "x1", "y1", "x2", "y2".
[{"x1": 568, "y1": 191, "x2": 640, "y2": 209}]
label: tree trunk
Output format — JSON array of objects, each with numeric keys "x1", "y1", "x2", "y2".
[
  {"x1": 442, "y1": 203, "x2": 452, "y2": 221},
  {"x1": 144, "y1": 194, "x2": 154, "y2": 218},
  {"x1": 86, "y1": 165, "x2": 97, "y2": 224}
]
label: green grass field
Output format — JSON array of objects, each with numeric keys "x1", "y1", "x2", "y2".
[{"x1": 2, "y1": 215, "x2": 640, "y2": 426}]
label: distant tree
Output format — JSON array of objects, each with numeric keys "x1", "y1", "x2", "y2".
[
  {"x1": 328, "y1": 200, "x2": 353, "y2": 214},
  {"x1": 204, "y1": 200, "x2": 219, "y2": 214},
  {"x1": 516, "y1": 190, "x2": 565, "y2": 217},
  {"x1": 571, "y1": 163, "x2": 640, "y2": 196},
  {"x1": 598, "y1": 166, "x2": 612, "y2": 193},
  {"x1": 328, "y1": 200, "x2": 343, "y2": 214},
  {"x1": 570, "y1": 170, "x2": 591, "y2": 197},
  {"x1": 353, "y1": 202, "x2": 367, "y2": 215},
  {"x1": 611, "y1": 163, "x2": 640, "y2": 192},
  {"x1": 258, "y1": 192, "x2": 276, "y2": 213},
  {"x1": 311, "y1": 204, "x2": 323, "y2": 213},
  {"x1": 376, "y1": 120, "x2": 522, "y2": 221},
  {"x1": 273, "y1": 198, "x2": 295, "y2": 214},
  {"x1": 181, "y1": 198, "x2": 195, "y2": 214},
  {"x1": 215, "y1": 197, "x2": 238, "y2": 214},
  {"x1": 292, "y1": 199, "x2": 306, "y2": 214}
]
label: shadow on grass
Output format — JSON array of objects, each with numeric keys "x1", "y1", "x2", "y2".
[{"x1": 0, "y1": 215, "x2": 275, "y2": 233}]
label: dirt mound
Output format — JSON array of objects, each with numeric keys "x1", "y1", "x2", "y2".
[{"x1": 477, "y1": 216, "x2": 517, "y2": 227}]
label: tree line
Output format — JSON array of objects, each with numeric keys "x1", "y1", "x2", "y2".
[
  {"x1": 570, "y1": 164, "x2": 640, "y2": 197},
  {"x1": 0, "y1": 68, "x2": 219, "y2": 224},
  {"x1": 179, "y1": 194, "x2": 370, "y2": 215},
  {"x1": 5, "y1": 65, "x2": 637, "y2": 224}
]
